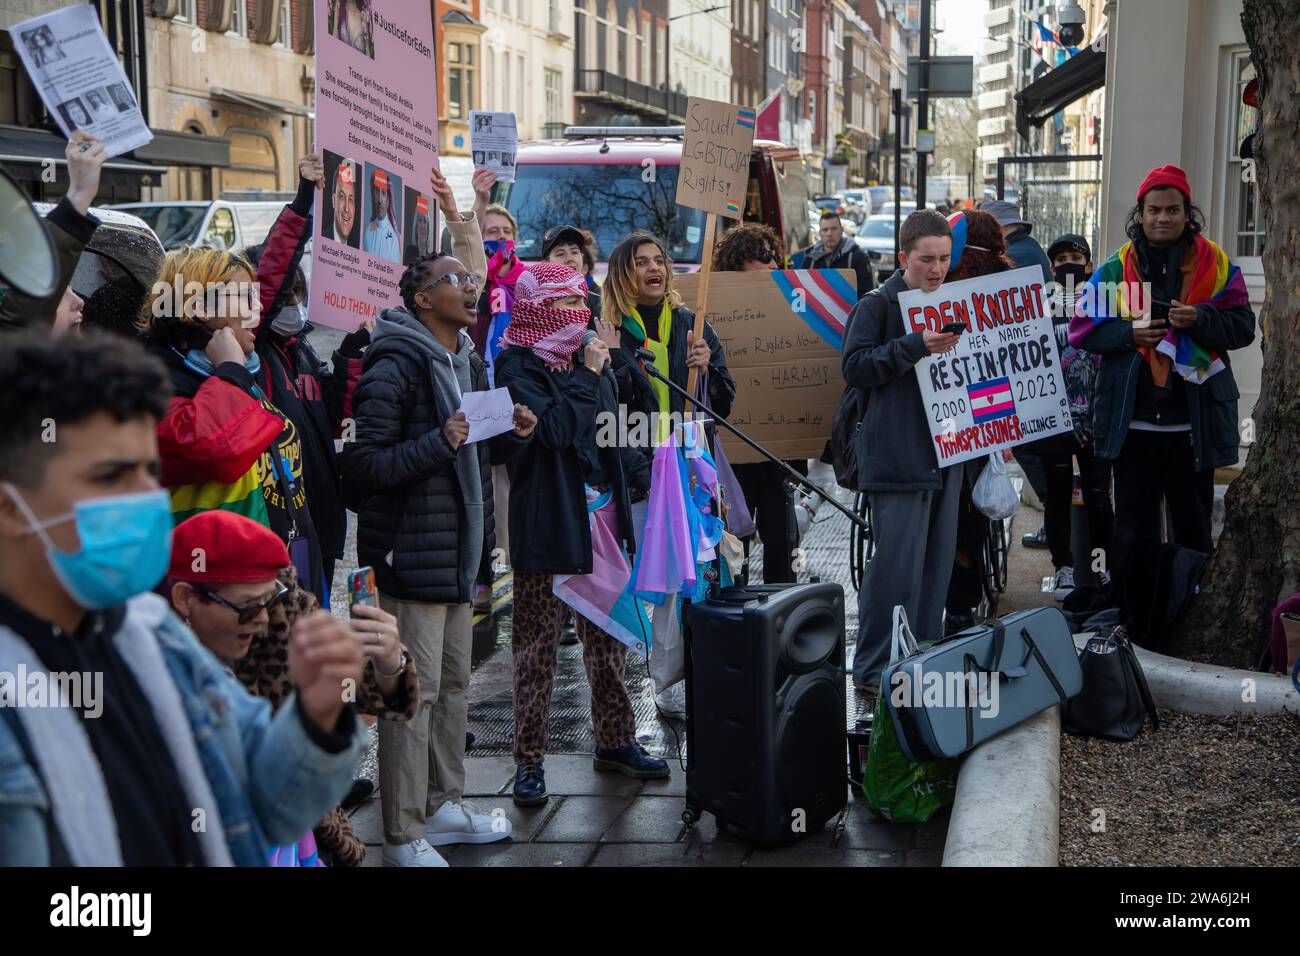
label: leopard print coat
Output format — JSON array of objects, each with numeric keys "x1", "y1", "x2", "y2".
[{"x1": 233, "y1": 566, "x2": 419, "y2": 866}]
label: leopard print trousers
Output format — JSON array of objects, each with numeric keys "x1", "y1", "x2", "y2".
[{"x1": 511, "y1": 572, "x2": 636, "y2": 766}]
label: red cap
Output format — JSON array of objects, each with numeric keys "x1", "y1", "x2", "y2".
[
  {"x1": 169, "y1": 511, "x2": 290, "y2": 584},
  {"x1": 1137, "y1": 164, "x2": 1191, "y2": 205}
]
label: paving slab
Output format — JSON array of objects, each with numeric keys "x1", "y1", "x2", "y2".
[
  {"x1": 533, "y1": 794, "x2": 637, "y2": 843},
  {"x1": 447, "y1": 842, "x2": 597, "y2": 868},
  {"x1": 590, "y1": 841, "x2": 748, "y2": 867},
  {"x1": 840, "y1": 805, "x2": 918, "y2": 851},
  {"x1": 350, "y1": 797, "x2": 382, "y2": 847},
  {"x1": 745, "y1": 844, "x2": 902, "y2": 867},
  {"x1": 464, "y1": 753, "x2": 517, "y2": 797},
  {"x1": 601, "y1": 796, "x2": 690, "y2": 843}
]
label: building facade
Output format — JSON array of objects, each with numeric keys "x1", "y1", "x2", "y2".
[
  {"x1": 731, "y1": 0, "x2": 765, "y2": 107},
  {"x1": 669, "y1": 0, "x2": 732, "y2": 102},
  {"x1": 435, "y1": 0, "x2": 487, "y2": 156},
  {"x1": 766, "y1": 0, "x2": 810, "y2": 153},
  {"x1": 572, "y1": 0, "x2": 678, "y2": 124},
  {"x1": 481, "y1": 0, "x2": 576, "y2": 140}
]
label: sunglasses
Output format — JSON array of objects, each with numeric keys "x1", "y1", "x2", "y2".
[
  {"x1": 417, "y1": 271, "x2": 479, "y2": 295},
  {"x1": 196, "y1": 581, "x2": 290, "y2": 625},
  {"x1": 754, "y1": 250, "x2": 776, "y2": 264}
]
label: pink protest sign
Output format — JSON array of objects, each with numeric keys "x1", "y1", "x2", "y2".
[{"x1": 310, "y1": 0, "x2": 439, "y2": 331}]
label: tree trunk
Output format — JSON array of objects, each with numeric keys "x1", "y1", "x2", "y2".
[{"x1": 1167, "y1": 0, "x2": 1300, "y2": 667}]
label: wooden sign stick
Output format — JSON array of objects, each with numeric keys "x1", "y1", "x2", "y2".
[{"x1": 684, "y1": 211, "x2": 718, "y2": 413}]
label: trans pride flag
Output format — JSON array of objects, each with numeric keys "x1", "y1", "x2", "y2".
[
  {"x1": 770, "y1": 268, "x2": 856, "y2": 350},
  {"x1": 1067, "y1": 235, "x2": 1249, "y2": 386}
]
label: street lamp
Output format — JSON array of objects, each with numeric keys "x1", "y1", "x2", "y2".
[{"x1": 665, "y1": 4, "x2": 728, "y2": 122}]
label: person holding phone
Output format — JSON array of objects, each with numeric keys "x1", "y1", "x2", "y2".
[
  {"x1": 1069, "y1": 165, "x2": 1255, "y2": 586},
  {"x1": 165, "y1": 511, "x2": 417, "y2": 866},
  {"x1": 842, "y1": 210, "x2": 961, "y2": 705}
]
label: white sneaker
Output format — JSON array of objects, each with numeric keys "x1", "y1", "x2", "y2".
[
  {"x1": 382, "y1": 838, "x2": 449, "y2": 867},
  {"x1": 426, "y1": 800, "x2": 512, "y2": 846},
  {"x1": 1051, "y1": 566, "x2": 1076, "y2": 599},
  {"x1": 654, "y1": 681, "x2": 687, "y2": 715}
]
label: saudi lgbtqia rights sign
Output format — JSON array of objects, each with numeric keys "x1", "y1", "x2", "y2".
[
  {"x1": 310, "y1": 0, "x2": 438, "y2": 332},
  {"x1": 897, "y1": 266, "x2": 1072, "y2": 467}
]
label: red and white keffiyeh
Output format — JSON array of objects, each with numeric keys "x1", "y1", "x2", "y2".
[{"x1": 501, "y1": 262, "x2": 591, "y2": 370}]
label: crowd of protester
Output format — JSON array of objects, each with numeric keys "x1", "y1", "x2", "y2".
[{"x1": 0, "y1": 127, "x2": 1259, "y2": 866}]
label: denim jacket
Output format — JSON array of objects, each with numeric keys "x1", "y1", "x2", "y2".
[{"x1": 0, "y1": 593, "x2": 365, "y2": 866}]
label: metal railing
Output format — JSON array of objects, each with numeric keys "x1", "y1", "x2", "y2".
[{"x1": 575, "y1": 70, "x2": 688, "y2": 120}]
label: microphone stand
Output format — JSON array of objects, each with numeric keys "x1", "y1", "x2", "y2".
[{"x1": 639, "y1": 358, "x2": 869, "y2": 532}]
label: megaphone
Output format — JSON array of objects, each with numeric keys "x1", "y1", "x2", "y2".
[{"x1": 0, "y1": 164, "x2": 59, "y2": 300}]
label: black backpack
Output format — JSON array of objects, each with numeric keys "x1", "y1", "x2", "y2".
[
  {"x1": 1121, "y1": 542, "x2": 1208, "y2": 648},
  {"x1": 824, "y1": 384, "x2": 867, "y2": 490}
]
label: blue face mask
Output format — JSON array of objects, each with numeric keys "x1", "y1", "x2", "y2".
[{"x1": 4, "y1": 484, "x2": 174, "y2": 610}]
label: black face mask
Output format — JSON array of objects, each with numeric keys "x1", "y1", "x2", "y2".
[{"x1": 1054, "y1": 262, "x2": 1089, "y2": 287}]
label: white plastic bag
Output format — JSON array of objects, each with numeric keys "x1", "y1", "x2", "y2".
[
  {"x1": 648, "y1": 601, "x2": 684, "y2": 693},
  {"x1": 972, "y1": 452, "x2": 1021, "y2": 520}
]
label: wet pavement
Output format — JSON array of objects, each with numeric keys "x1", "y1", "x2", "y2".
[{"x1": 310, "y1": 325, "x2": 1058, "y2": 866}]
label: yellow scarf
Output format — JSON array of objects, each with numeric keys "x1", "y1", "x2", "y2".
[{"x1": 622, "y1": 301, "x2": 674, "y2": 443}]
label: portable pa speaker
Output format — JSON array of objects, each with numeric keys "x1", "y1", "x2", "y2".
[{"x1": 682, "y1": 582, "x2": 847, "y2": 845}]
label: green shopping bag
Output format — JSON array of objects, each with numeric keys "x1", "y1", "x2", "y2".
[{"x1": 861, "y1": 606, "x2": 959, "y2": 823}]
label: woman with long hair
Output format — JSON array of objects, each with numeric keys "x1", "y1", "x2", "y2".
[{"x1": 600, "y1": 232, "x2": 735, "y2": 447}]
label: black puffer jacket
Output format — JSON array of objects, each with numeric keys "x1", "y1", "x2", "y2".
[{"x1": 339, "y1": 311, "x2": 528, "y2": 603}]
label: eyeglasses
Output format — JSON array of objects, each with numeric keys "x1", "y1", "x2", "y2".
[
  {"x1": 417, "y1": 271, "x2": 479, "y2": 295},
  {"x1": 196, "y1": 581, "x2": 289, "y2": 625},
  {"x1": 755, "y1": 250, "x2": 776, "y2": 264}
]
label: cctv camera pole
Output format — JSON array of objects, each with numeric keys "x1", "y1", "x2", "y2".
[{"x1": 915, "y1": 0, "x2": 931, "y2": 209}]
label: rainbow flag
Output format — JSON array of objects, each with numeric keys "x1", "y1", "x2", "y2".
[
  {"x1": 1067, "y1": 235, "x2": 1248, "y2": 386},
  {"x1": 724, "y1": 200, "x2": 741, "y2": 214},
  {"x1": 770, "y1": 269, "x2": 855, "y2": 351}
]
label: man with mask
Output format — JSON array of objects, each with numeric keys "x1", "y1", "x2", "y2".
[
  {"x1": 1019, "y1": 234, "x2": 1112, "y2": 599},
  {"x1": 0, "y1": 330, "x2": 366, "y2": 865},
  {"x1": 362, "y1": 168, "x2": 401, "y2": 262}
]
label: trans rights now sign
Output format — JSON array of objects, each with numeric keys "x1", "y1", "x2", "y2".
[{"x1": 898, "y1": 266, "x2": 1073, "y2": 467}]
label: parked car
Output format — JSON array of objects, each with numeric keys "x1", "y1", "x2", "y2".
[
  {"x1": 497, "y1": 127, "x2": 812, "y2": 273},
  {"x1": 107, "y1": 198, "x2": 288, "y2": 252},
  {"x1": 865, "y1": 185, "x2": 891, "y2": 213},
  {"x1": 853, "y1": 214, "x2": 900, "y2": 284}
]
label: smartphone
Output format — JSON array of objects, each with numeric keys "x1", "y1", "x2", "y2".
[
  {"x1": 940, "y1": 321, "x2": 966, "y2": 335},
  {"x1": 348, "y1": 566, "x2": 377, "y2": 615}
]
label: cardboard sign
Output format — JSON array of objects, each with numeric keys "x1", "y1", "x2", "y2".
[
  {"x1": 310, "y1": 0, "x2": 438, "y2": 330},
  {"x1": 674, "y1": 269, "x2": 856, "y2": 464},
  {"x1": 898, "y1": 266, "x2": 1073, "y2": 467},
  {"x1": 676, "y1": 97, "x2": 756, "y2": 219}
]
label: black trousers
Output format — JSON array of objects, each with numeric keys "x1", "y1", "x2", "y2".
[
  {"x1": 1111, "y1": 429, "x2": 1214, "y2": 583},
  {"x1": 733, "y1": 460, "x2": 806, "y2": 584},
  {"x1": 1039, "y1": 440, "x2": 1114, "y2": 571}
]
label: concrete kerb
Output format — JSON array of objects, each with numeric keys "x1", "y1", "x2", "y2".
[
  {"x1": 941, "y1": 634, "x2": 1299, "y2": 867},
  {"x1": 941, "y1": 707, "x2": 1060, "y2": 867}
]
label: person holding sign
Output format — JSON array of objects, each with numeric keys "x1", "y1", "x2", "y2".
[
  {"x1": 1068, "y1": 165, "x2": 1254, "y2": 585},
  {"x1": 841, "y1": 210, "x2": 963, "y2": 700},
  {"x1": 495, "y1": 262, "x2": 657, "y2": 807},
  {"x1": 339, "y1": 170, "x2": 538, "y2": 867},
  {"x1": 600, "y1": 232, "x2": 736, "y2": 457}
]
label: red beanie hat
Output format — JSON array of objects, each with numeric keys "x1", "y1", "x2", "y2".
[
  {"x1": 169, "y1": 511, "x2": 290, "y2": 584},
  {"x1": 1136, "y1": 164, "x2": 1191, "y2": 205}
]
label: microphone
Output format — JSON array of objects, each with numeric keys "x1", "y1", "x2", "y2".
[
  {"x1": 635, "y1": 347, "x2": 655, "y2": 365},
  {"x1": 580, "y1": 329, "x2": 610, "y2": 373}
]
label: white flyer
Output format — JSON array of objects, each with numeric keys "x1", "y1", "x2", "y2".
[
  {"x1": 469, "y1": 111, "x2": 519, "y2": 183},
  {"x1": 459, "y1": 387, "x2": 517, "y2": 443},
  {"x1": 8, "y1": 5, "x2": 153, "y2": 157}
]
